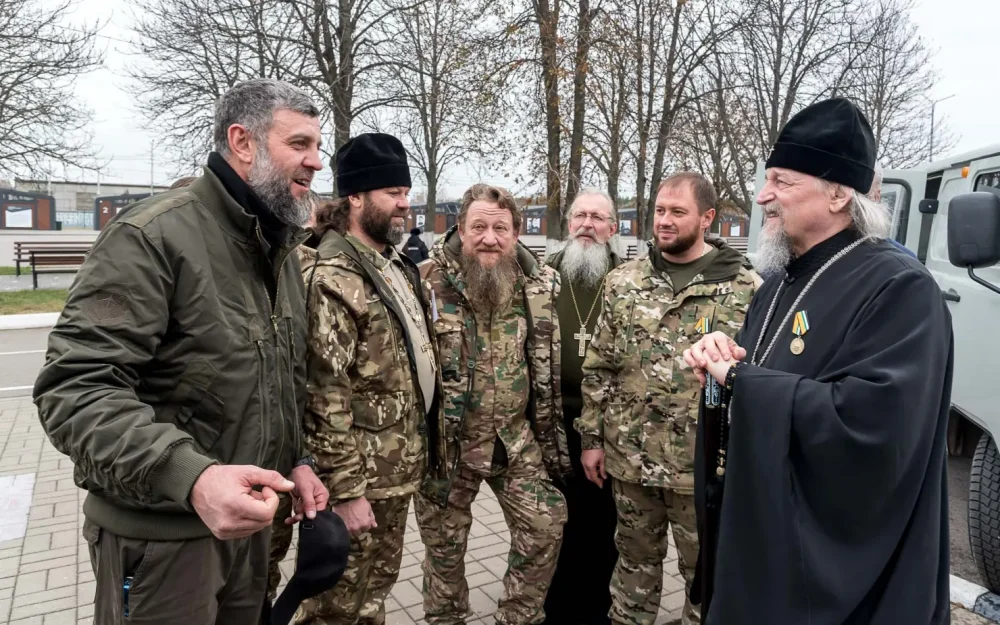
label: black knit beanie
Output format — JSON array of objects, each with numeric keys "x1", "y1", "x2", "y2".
[
  {"x1": 335, "y1": 133, "x2": 412, "y2": 198},
  {"x1": 765, "y1": 97, "x2": 877, "y2": 193}
]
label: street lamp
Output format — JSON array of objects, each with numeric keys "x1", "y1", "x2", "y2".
[{"x1": 923, "y1": 93, "x2": 955, "y2": 162}]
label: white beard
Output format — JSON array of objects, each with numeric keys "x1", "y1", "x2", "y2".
[
  {"x1": 562, "y1": 238, "x2": 610, "y2": 288},
  {"x1": 755, "y1": 216, "x2": 792, "y2": 277}
]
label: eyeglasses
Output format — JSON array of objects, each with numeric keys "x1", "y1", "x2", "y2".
[{"x1": 570, "y1": 211, "x2": 608, "y2": 225}]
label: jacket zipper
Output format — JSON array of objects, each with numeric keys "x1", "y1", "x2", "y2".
[
  {"x1": 256, "y1": 224, "x2": 295, "y2": 469},
  {"x1": 254, "y1": 338, "x2": 268, "y2": 466}
]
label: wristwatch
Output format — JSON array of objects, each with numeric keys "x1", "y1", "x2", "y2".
[{"x1": 294, "y1": 456, "x2": 316, "y2": 470}]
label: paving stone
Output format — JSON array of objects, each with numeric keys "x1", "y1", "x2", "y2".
[
  {"x1": 391, "y1": 580, "x2": 423, "y2": 608},
  {"x1": 14, "y1": 570, "x2": 47, "y2": 596},
  {"x1": 9, "y1": 594, "x2": 76, "y2": 620},
  {"x1": 386, "y1": 609, "x2": 416, "y2": 625},
  {"x1": 47, "y1": 564, "x2": 77, "y2": 589},
  {"x1": 466, "y1": 570, "x2": 497, "y2": 589},
  {"x1": 42, "y1": 608, "x2": 77, "y2": 625}
]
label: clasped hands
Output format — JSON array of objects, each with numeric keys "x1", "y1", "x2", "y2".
[{"x1": 682, "y1": 331, "x2": 747, "y2": 386}]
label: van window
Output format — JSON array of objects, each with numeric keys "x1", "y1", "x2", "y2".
[
  {"x1": 880, "y1": 182, "x2": 908, "y2": 242},
  {"x1": 930, "y1": 177, "x2": 966, "y2": 261},
  {"x1": 975, "y1": 171, "x2": 1000, "y2": 192}
]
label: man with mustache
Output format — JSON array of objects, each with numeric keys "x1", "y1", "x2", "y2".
[
  {"x1": 576, "y1": 172, "x2": 759, "y2": 625},
  {"x1": 293, "y1": 133, "x2": 440, "y2": 624},
  {"x1": 542, "y1": 188, "x2": 624, "y2": 625},
  {"x1": 684, "y1": 98, "x2": 953, "y2": 625},
  {"x1": 414, "y1": 183, "x2": 573, "y2": 625},
  {"x1": 34, "y1": 79, "x2": 328, "y2": 624}
]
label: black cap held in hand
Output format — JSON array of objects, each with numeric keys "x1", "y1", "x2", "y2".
[
  {"x1": 764, "y1": 97, "x2": 877, "y2": 193},
  {"x1": 270, "y1": 510, "x2": 350, "y2": 625},
  {"x1": 335, "y1": 132, "x2": 412, "y2": 198}
]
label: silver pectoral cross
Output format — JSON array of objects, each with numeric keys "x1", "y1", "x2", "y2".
[{"x1": 575, "y1": 329, "x2": 593, "y2": 357}]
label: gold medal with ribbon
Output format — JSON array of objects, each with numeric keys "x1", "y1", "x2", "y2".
[{"x1": 790, "y1": 310, "x2": 809, "y2": 355}]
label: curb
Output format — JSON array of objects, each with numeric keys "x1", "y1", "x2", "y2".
[
  {"x1": 0, "y1": 312, "x2": 59, "y2": 331},
  {"x1": 953, "y1": 575, "x2": 1000, "y2": 622}
]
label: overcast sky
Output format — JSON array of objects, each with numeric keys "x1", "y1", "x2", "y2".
[{"x1": 61, "y1": 0, "x2": 1000, "y2": 198}]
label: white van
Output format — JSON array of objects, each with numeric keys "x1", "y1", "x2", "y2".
[{"x1": 747, "y1": 146, "x2": 1000, "y2": 592}]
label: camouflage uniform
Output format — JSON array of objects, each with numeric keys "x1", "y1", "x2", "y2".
[
  {"x1": 576, "y1": 238, "x2": 759, "y2": 625},
  {"x1": 294, "y1": 230, "x2": 440, "y2": 625},
  {"x1": 414, "y1": 226, "x2": 573, "y2": 625}
]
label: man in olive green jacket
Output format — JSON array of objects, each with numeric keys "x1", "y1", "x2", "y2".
[{"x1": 33, "y1": 79, "x2": 331, "y2": 624}]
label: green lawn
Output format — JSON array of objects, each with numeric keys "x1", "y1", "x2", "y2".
[
  {"x1": 0, "y1": 266, "x2": 30, "y2": 275},
  {"x1": 0, "y1": 289, "x2": 67, "y2": 315}
]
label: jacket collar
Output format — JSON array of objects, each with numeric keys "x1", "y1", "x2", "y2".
[
  {"x1": 645, "y1": 235, "x2": 749, "y2": 283},
  {"x1": 784, "y1": 227, "x2": 860, "y2": 282},
  {"x1": 203, "y1": 153, "x2": 300, "y2": 251}
]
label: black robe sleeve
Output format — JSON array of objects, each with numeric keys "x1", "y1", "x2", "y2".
[{"x1": 709, "y1": 267, "x2": 953, "y2": 625}]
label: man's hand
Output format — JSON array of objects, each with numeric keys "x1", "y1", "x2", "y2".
[
  {"x1": 683, "y1": 331, "x2": 746, "y2": 386},
  {"x1": 190, "y1": 465, "x2": 295, "y2": 540},
  {"x1": 332, "y1": 496, "x2": 377, "y2": 536},
  {"x1": 285, "y1": 464, "x2": 330, "y2": 525},
  {"x1": 581, "y1": 449, "x2": 607, "y2": 488}
]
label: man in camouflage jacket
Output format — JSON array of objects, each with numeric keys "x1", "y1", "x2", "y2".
[
  {"x1": 414, "y1": 184, "x2": 573, "y2": 625},
  {"x1": 577, "y1": 173, "x2": 760, "y2": 625},
  {"x1": 293, "y1": 133, "x2": 440, "y2": 624}
]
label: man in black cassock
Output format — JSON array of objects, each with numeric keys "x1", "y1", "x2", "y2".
[
  {"x1": 683, "y1": 97, "x2": 953, "y2": 625},
  {"x1": 542, "y1": 189, "x2": 623, "y2": 625}
]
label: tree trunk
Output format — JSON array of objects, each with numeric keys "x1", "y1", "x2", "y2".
[
  {"x1": 563, "y1": 0, "x2": 593, "y2": 233},
  {"x1": 643, "y1": 0, "x2": 684, "y2": 237},
  {"x1": 534, "y1": 0, "x2": 562, "y2": 245}
]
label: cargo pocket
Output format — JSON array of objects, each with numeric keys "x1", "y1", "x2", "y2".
[
  {"x1": 166, "y1": 361, "x2": 225, "y2": 454},
  {"x1": 351, "y1": 391, "x2": 409, "y2": 432},
  {"x1": 119, "y1": 536, "x2": 155, "y2": 617}
]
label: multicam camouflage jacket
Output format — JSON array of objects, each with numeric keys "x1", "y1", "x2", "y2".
[
  {"x1": 418, "y1": 226, "x2": 573, "y2": 506},
  {"x1": 300, "y1": 229, "x2": 440, "y2": 502},
  {"x1": 576, "y1": 237, "x2": 761, "y2": 490}
]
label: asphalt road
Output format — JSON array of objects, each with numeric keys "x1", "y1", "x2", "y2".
[
  {"x1": 0, "y1": 327, "x2": 48, "y2": 399},
  {"x1": 0, "y1": 327, "x2": 993, "y2": 597}
]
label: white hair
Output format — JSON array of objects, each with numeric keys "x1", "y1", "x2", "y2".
[
  {"x1": 815, "y1": 178, "x2": 890, "y2": 240},
  {"x1": 570, "y1": 187, "x2": 618, "y2": 223}
]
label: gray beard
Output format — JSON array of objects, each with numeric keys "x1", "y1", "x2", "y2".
[
  {"x1": 247, "y1": 147, "x2": 312, "y2": 227},
  {"x1": 755, "y1": 219, "x2": 792, "y2": 277},
  {"x1": 561, "y1": 238, "x2": 610, "y2": 288},
  {"x1": 460, "y1": 253, "x2": 518, "y2": 313}
]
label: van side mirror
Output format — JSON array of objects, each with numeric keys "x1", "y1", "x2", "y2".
[{"x1": 948, "y1": 191, "x2": 1000, "y2": 296}]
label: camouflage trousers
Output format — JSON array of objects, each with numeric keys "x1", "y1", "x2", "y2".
[
  {"x1": 610, "y1": 480, "x2": 700, "y2": 625},
  {"x1": 268, "y1": 493, "x2": 295, "y2": 600},
  {"x1": 414, "y1": 464, "x2": 568, "y2": 625},
  {"x1": 293, "y1": 495, "x2": 411, "y2": 625}
]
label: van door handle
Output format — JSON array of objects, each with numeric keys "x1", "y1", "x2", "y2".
[{"x1": 943, "y1": 289, "x2": 961, "y2": 302}]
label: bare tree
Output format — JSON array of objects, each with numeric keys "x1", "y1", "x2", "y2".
[
  {"x1": 0, "y1": 0, "x2": 103, "y2": 178},
  {"x1": 583, "y1": 4, "x2": 635, "y2": 209},
  {"x1": 370, "y1": 0, "x2": 503, "y2": 229},
  {"x1": 127, "y1": 0, "x2": 306, "y2": 170},
  {"x1": 841, "y1": 0, "x2": 957, "y2": 167},
  {"x1": 530, "y1": 0, "x2": 565, "y2": 243},
  {"x1": 562, "y1": 0, "x2": 600, "y2": 218},
  {"x1": 284, "y1": 0, "x2": 426, "y2": 177}
]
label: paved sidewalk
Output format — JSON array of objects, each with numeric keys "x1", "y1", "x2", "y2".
[{"x1": 0, "y1": 395, "x2": 687, "y2": 625}]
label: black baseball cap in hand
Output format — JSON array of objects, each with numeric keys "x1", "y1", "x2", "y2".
[{"x1": 270, "y1": 510, "x2": 350, "y2": 625}]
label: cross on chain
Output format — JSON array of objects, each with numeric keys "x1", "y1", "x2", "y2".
[{"x1": 574, "y1": 329, "x2": 593, "y2": 357}]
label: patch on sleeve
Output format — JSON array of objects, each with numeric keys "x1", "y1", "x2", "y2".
[{"x1": 81, "y1": 290, "x2": 129, "y2": 324}]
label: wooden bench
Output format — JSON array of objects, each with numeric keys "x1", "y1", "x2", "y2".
[
  {"x1": 29, "y1": 249, "x2": 89, "y2": 290},
  {"x1": 725, "y1": 236, "x2": 749, "y2": 253},
  {"x1": 14, "y1": 241, "x2": 92, "y2": 276},
  {"x1": 526, "y1": 245, "x2": 547, "y2": 259}
]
